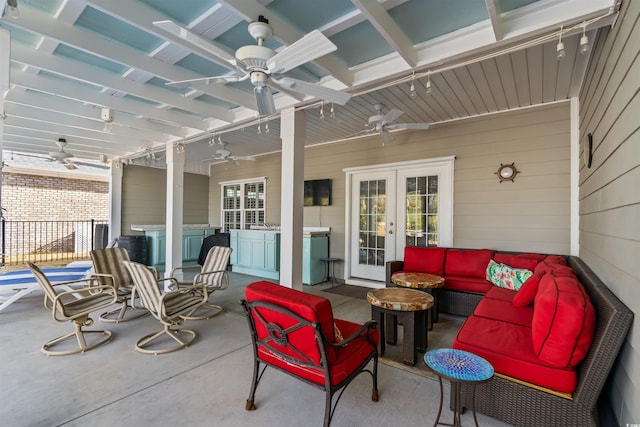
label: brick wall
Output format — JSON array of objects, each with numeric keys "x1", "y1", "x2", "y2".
[{"x1": 2, "y1": 172, "x2": 108, "y2": 220}]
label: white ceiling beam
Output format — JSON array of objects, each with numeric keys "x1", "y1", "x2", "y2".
[
  {"x1": 10, "y1": 44, "x2": 235, "y2": 121},
  {"x1": 4, "y1": 103, "x2": 172, "y2": 145},
  {"x1": 11, "y1": 72, "x2": 209, "y2": 131},
  {"x1": 6, "y1": 6, "x2": 255, "y2": 112},
  {"x1": 485, "y1": 0, "x2": 503, "y2": 41},
  {"x1": 215, "y1": 0, "x2": 354, "y2": 87},
  {"x1": 4, "y1": 90, "x2": 189, "y2": 138},
  {"x1": 350, "y1": 0, "x2": 417, "y2": 67}
]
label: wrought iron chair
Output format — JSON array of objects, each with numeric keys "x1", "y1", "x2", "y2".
[
  {"x1": 170, "y1": 246, "x2": 232, "y2": 320},
  {"x1": 242, "y1": 281, "x2": 379, "y2": 427},
  {"x1": 27, "y1": 262, "x2": 118, "y2": 356},
  {"x1": 90, "y1": 247, "x2": 154, "y2": 323},
  {"x1": 123, "y1": 260, "x2": 208, "y2": 355}
]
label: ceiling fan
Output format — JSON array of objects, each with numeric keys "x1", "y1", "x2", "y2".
[
  {"x1": 48, "y1": 138, "x2": 78, "y2": 169},
  {"x1": 153, "y1": 16, "x2": 351, "y2": 116},
  {"x1": 352, "y1": 103, "x2": 430, "y2": 143},
  {"x1": 204, "y1": 140, "x2": 256, "y2": 166}
]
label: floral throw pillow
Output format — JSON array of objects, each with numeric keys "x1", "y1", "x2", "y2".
[{"x1": 486, "y1": 259, "x2": 533, "y2": 291}]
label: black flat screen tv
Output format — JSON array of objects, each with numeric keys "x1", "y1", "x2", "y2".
[{"x1": 304, "y1": 179, "x2": 332, "y2": 206}]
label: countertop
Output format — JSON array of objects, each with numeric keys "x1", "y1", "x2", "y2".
[
  {"x1": 241, "y1": 226, "x2": 331, "y2": 236},
  {"x1": 130, "y1": 224, "x2": 219, "y2": 231}
]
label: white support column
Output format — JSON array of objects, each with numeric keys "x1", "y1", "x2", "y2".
[
  {"x1": 0, "y1": 29, "x2": 10, "y2": 211},
  {"x1": 165, "y1": 143, "x2": 185, "y2": 286},
  {"x1": 279, "y1": 108, "x2": 305, "y2": 290},
  {"x1": 108, "y1": 160, "x2": 123, "y2": 243},
  {"x1": 570, "y1": 97, "x2": 580, "y2": 256}
]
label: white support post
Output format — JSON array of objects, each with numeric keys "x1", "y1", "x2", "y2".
[
  {"x1": 108, "y1": 160, "x2": 123, "y2": 243},
  {"x1": 165, "y1": 143, "x2": 185, "y2": 287},
  {"x1": 279, "y1": 108, "x2": 306, "y2": 290},
  {"x1": 570, "y1": 97, "x2": 580, "y2": 256}
]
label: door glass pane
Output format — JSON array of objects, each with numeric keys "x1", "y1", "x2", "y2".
[
  {"x1": 359, "y1": 179, "x2": 386, "y2": 266},
  {"x1": 405, "y1": 175, "x2": 438, "y2": 247}
]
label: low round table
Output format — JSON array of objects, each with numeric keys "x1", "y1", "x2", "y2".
[
  {"x1": 367, "y1": 288, "x2": 434, "y2": 366},
  {"x1": 392, "y1": 272, "x2": 445, "y2": 329},
  {"x1": 424, "y1": 348, "x2": 494, "y2": 427}
]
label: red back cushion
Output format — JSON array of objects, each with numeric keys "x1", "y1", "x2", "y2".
[
  {"x1": 445, "y1": 249, "x2": 493, "y2": 279},
  {"x1": 516, "y1": 253, "x2": 547, "y2": 262},
  {"x1": 512, "y1": 273, "x2": 542, "y2": 307},
  {"x1": 493, "y1": 254, "x2": 538, "y2": 271},
  {"x1": 245, "y1": 281, "x2": 337, "y2": 363},
  {"x1": 403, "y1": 246, "x2": 446, "y2": 276},
  {"x1": 531, "y1": 275, "x2": 596, "y2": 368}
]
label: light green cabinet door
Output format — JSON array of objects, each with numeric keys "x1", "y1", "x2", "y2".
[{"x1": 302, "y1": 236, "x2": 328, "y2": 285}]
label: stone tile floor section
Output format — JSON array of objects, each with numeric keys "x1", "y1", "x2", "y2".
[{"x1": 0, "y1": 272, "x2": 512, "y2": 427}]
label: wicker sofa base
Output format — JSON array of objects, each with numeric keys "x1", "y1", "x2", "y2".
[{"x1": 436, "y1": 289, "x2": 483, "y2": 317}]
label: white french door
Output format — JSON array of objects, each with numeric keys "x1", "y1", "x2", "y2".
[{"x1": 347, "y1": 158, "x2": 454, "y2": 283}]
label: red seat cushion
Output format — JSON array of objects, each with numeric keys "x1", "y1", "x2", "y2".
[
  {"x1": 445, "y1": 249, "x2": 493, "y2": 279},
  {"x1": 453, "y1": 316, "x2": 578, "y2": 393},
  {"x1": 403, "y1": 246, "x2": 446, "y2": 276},
  {"x1": 484, "y1": 286, "x2": 517, "y2": 302},
  {"x1": 473, "y1": 297, "x2": 533, "y2": 327},
  {"x1": 444, "y1": 275, "x2": 492, "y2": 294},
  {"x1": 532, "y1": 275, "x2": 596, "y2": 368}
]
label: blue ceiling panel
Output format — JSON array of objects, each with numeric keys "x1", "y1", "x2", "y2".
[
  {"x1": 330, "y1": 21, "x2": 394, "y2": 67},
  {"x1": 266, "y1": 0, "x2": 356, "y2": 33},
  {"x1": 37, "y1": 70, "x2": 104, "y2": 91},
  {"x1": 193, "y1": 93, "x2": 238, "y2": 110},
  {"x1": 53, "y1": 44, "x2": 129, "y2": 75},
  {"x1": 388, "y1": 0, "x2": 489, "y2": 44},
  {"x1": 123, "y1": 94, "x2": 163, "y2": 107},
  {"x1": 215, "y1": 21, "x2": 282, "y2": 52},
  {"x1": 174, "y1": 53, "x2": 229, "y2": 77},
  {"x1": 0, "y1": 23, "x2": 41, "y2": 47},
  {"x1": 75, "y1": 6, "x2": 164, "y2": 54},
  {"x1": 498, "y1": 0, "x2": 540, "y2": 13},
  {"x1": 137, "y1": 0, "x2": 219, "y2": 26},
  {"x1": 169, "y1": 107, "x2": 205, "y2": 118},
  {"x1": 22, "y1": 0, "x2": 64, "y2": 15},
  {"x1": 145, "y1": 76, "x2": 188, "y2": 95}
]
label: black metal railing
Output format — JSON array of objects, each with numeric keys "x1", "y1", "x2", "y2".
[{"x1": 1, "y1": 219, "x2": 108, "y2": 267}]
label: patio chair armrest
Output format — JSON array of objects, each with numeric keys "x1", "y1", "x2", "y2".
[
  {"x1": 52, "y1": 285, "x2": 118, "y2": 321},
  {"x1": 158, "y1": 283, "x2": 208, "y2": 318},
  {"x1": 170, "y1": 265, "x2": 202, "y2": 277},
  {"x1": 324, "y1": 320, "x2": 378, "y2": 348},
  {"x1": 87, "y1": 273, "x2": 117, "y2": 287}
]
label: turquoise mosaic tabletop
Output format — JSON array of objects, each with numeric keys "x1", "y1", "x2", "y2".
[{"x1": 424, "y1": 348, "x2": 494, "y2": 382}]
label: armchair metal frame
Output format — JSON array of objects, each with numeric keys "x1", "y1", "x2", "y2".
[
  {"x1": 170, "y1": 246, "x2": 232, "y2": 320},
  {"x1": 27, "y1": 262, "x2": 118, "y2": 356},
  {"x1": 123, "y1": 260, "x2": 208, "y2": 355},
  {"x1": 242, "y1": 298, "x2": 379, "y2": 427}
]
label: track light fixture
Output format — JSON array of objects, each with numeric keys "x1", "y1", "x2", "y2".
[
  {"x1": 409, "y1": 72, "x2": 417, "y2": 97},
  {"x1": 579, "y1": 25, "x2": 590, "y2": 55},
  {"x1": 425, "y1": 73, "x2": 432, "y2": 95},
  {"x1": 556, "y1": 26, "x2": 565, "y2": 60},
  {"x1": 4, "y1": 0, "x2": 19, "y2": 18}
]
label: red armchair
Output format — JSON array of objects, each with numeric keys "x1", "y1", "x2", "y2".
[{"x1": 241, "y1": 281, "x2": 379, "y2": 427}]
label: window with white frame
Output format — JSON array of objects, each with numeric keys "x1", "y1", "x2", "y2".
[{"x1": 220, "y1": 178, "x2": 266, "y2": 231}]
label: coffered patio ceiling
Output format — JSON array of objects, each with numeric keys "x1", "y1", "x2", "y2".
[{"x1": 0, "y1": 0, "x2": 621, "y2": 173}]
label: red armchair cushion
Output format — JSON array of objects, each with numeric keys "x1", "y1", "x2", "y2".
[
  {"x1": 444, "y1": 275, "x2": 492, "y2": 294},
  {"x1": 403, "y1": 246, "x2": 446, "y2": 276},
  {"x1": 473, "y1": 297, "x2": 534, "y2": 327},
  {"x1": 532, "y1": 275, "x2": 596, "y2": 368},
  {"x1": 445, "y1": 249, "x2": 493, "y2": 279}
]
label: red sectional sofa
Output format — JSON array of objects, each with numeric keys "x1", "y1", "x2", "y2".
[{"x1": 386, "y1": 247, "x2": 633, "y2": 426}]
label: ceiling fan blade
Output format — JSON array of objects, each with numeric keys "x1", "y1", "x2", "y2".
[
  {"x1": 273, "y1": 77, "x2": 351, "y2": 105},
  {"x1": 267, "y1": 30, "x2": 336, "y2": 74},
  {"x1": 255, "y1": 86, "x2": 276, "y2": 116},
  {"x1": 267, "y1": 81, "x2": 305, "y2": 102},
  {"x1": 382, "y1": 130, "x2": 395, "y2": 143},
  {"x1": 344, "y1": 129, "x2": 375, "y2": 139},
  {"x1": 166, "y1": 75, "x2": 241, "y2": 88},
  {"x1": 153, "y1": 20, "x2": 237, "y2": 66},
  {"x1": 393, "y1": 122, "x2": 430, "y2": 130},
  {"x1": 63, "y1": 163, "x2": 78, "y2": 170},
  {"x1": 382, "y1": 108, "x2": 404, "y2": 124}
]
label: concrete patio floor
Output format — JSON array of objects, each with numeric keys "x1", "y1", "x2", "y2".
[{"x1": 0, "y1": 272, "x2": 512, "y2": 427}]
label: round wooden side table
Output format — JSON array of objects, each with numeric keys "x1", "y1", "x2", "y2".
[
  {"x1": 367, "y1": 288, "x2": 434, "y2": 366},
  {"x1": 391, "y1": 272, "x2": 445, "y2": 328},
  {"x1": 424, "y1": 348, "x2": 494, "y2": 427}
]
